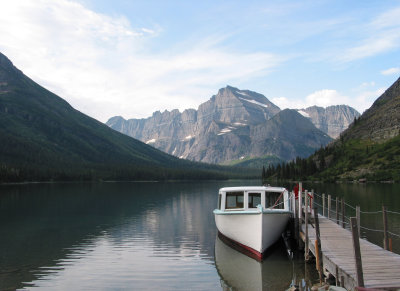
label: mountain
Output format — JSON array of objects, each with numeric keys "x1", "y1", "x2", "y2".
[
  {"x1": 0, "y1": 52, "x2": 251, "y2": 182},
  {"x1": 342, "y1": 78, "x2": 400, "y2": 141},
  {"x1": 297, "y1": 105, "x2": 360, "y2": 138},
  {"x1": 107, "y1": 86, "x2": 332, "y2": 164},
  {"x1": 264, "y1": 77, "x2": 400, "y2": 182}
]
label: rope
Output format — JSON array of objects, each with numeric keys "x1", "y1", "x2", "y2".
[
  {"x1": 344, "y1": 202, "x2": 356, "y2": 210},
  {"x1": 304, "y1": 191, "x2": 400, "y2": 215},
  {"x1": 388, "y1": 231, "x2": 400, "y2": 238},
  {"x1": 295, "y1": 191, "x2": 400, "y2": 238},
  {"x1": 271, "y1": 191, "x2": 284, "y2": 209},
  {"x1": 360, "y1": 210, "x2": 383, "y2": 214},
  {"x1": 387, "y1": 210, "x2": 400, "y2": 215},
  {"x1": 360, "y1": 225, "x2": 384, "y2": 233}
]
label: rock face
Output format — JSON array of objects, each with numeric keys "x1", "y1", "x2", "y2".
[
  {"x1": 107, "y1": 86, "x2": 332, "y2": 164},
  {"x1": 343, "y1": 77, "x2": 400, "y2": 142},
  {"x1": 297, "y1": 105, "x2": 360, "y2": 138}
]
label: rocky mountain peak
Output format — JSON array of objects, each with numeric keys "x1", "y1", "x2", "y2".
[
  {"x1": 297, "y1": 105, "x2": 360, "y2": 138},
  {"x1": 107, "y1": 86, "x2": 334, "y2": 164}
]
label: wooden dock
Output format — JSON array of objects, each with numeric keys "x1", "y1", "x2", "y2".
[{"x1": 301, "y1": 215, "x2": 400, "y2": 290}]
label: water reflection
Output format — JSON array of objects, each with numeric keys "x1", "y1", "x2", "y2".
[
  {"x1": 0, "y1": 180, "x2": 259, "y2": 290},
  {"x1": 214, "y1": 235, "x2": 318, "y2": 291}
]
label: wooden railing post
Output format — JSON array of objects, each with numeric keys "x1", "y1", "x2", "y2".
[
  {"x1": 351, "y1": 217, "x2": 364, "y2": 288},
  {"x1": 341, "y1": 198, "x2": 345, "y2": 228},
  {"x1": 314, "y1": 206, "x2": 323, "y2": 284},
  {"x1": 336, "y1": 197, "x2": 339, "y2": 225},
  {"x1": 305, "y1": 190, "x2": 309, "y2": 260},
  {"x1": 383, "y1": 205, "x2": 389, "y2": 250},
  {"x1": 356, "y1": 206, "x2": 360, "y2": 237},
  {"x1": 328, "y1": 194, "x2": 331, "y2": 219},
  {"x1": 322, "y1": 193, "x2": 325, "y2": 217}
]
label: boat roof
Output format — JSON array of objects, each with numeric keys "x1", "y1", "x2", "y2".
[{"x1": 219, "y1": 186, "x2": 286, "y2": 192}]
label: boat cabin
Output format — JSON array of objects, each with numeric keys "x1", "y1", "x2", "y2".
[{"x1": 217, "y1": 186, "x2": 289, "y2": 212}]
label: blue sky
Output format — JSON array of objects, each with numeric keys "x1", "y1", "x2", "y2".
[{"x1": 1, "y1": 0, "x2": 399, "y2": 122}]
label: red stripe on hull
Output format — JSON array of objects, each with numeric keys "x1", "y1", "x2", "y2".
[{"x1": 217, "y1": 231, "x2": 263, "y2": 261}]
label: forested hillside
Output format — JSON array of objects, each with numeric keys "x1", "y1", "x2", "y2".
[{"x1": 0, "y1": 52, "x2": 257, "y2": 182}]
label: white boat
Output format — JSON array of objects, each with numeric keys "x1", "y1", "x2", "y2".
[{"x1": 213, "y1": 186, "x2": 292, "y2": 260}]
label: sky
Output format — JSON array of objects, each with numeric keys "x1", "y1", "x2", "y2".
[{"x1": 0, "y1": 0, "x2": 400, "y2": 122}]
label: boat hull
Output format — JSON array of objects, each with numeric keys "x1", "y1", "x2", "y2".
[{"x1": 214, "y1": 210, "x2": 290, "y2": 259}]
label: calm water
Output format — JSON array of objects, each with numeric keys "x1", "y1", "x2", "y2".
[
  {"x1": 1, "y1": 181, "x2": 399, "y2": 290},
  {"x1": 0, "y1": 180, "x2": 317, "y2": 291}
]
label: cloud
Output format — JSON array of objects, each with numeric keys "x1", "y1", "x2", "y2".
[
  {"x1": 0, "y1": 0, "x2": 285, "y2": 122},
  {"x1": 272, "y1": 85, "x2": 384, "y2": 114},
  {"x1": 338, "y1": 7, "x2": 400, "y2": 62},
  {"x1": 381, "y1": 67, "x2": 400, "y2": 75}
]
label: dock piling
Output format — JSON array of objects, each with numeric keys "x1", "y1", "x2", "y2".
[
  {"x1": 356, "y1": 206, "x2": 360, "y2": 237},
  {"x1": 350, "y1": 217, "x2": 364, "y2": 288},
  {"x1": 383, "y1": 205, "x2": 389, "y2": 250}
]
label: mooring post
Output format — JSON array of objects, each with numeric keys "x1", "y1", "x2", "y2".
[
  {"x1": 304, "y1": 190, "x2": 309, "y2": 260},
  {"x1": 351, "y1": 217, "x2": 364, "y2": 288},
  {"x1": 313, "y1": 206, "x2": 323, "y2": 284},
  {"x1": 322, "y1": 193, "x2": 325, "y2": 217},
  {"x1": 328, "y1": 194, "x2": 331, "y2": 219},
  {"x1": 298, "y1": 182, "x2": 303, "y2": 221},
  {"x1": 341, "y1": 198, "x2": 345, "y2": 228},
  {"x1": 383, "y1": 205, "x2": 389, "y2": 250},
  {"x1": 336, "y1": 197, "x2": 339, "y2": 225},
  {"x1": 356, "y1": 205, "x2": 361, "y2": 237}
]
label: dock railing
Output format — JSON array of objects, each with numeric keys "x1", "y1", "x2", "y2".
[{"x1": 291, "y1": 182, "x2": 400, "y2": 289}]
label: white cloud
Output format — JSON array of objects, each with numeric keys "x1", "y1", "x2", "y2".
[
  {"x1": 271, "y1": 97, "x2": 305, "y2": 110},
  {"x1": 381, "y1": 67, "x2": 400, "y2": 75},
  {"x1": 0, "y1": 0, "x2": 285, "y2": 122},
  {"x1": 272, "y1": 85, "x2": 384, "y2": 114},
  {"x1": 305, "y1": 89, "x2": 346, "y2": 107},
  {"x1": 338, "y1": 8, "x2": 400, "y2": 62}
]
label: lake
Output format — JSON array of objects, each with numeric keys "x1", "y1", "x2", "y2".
[{"x1": 1, "y1": 181, "x2": 399, "y2": 290}]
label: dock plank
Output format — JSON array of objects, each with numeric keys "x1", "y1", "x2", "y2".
[{"x1": 301, "y1": 215, "x2": 400, "y2": 290}]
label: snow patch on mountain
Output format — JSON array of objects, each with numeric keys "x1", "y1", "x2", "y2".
[
  {"x1": 238, "y1": 97, "x2": 269, "y2": 108},
  {"x1": 298, "y1": 110, "x2": 310, "y2": 118}
]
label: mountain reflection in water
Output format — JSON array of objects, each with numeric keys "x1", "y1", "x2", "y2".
[{"x1": 0, "y1": 181, "x2": 319, "y2": 290}]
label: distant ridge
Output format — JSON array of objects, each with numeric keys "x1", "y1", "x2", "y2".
[{"x1": 0, "y1": 52, "x2": 249, "y2": 182}]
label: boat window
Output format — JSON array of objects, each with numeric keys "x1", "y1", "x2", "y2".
[
  {"x1": 225, "y1": 191, "x2": 244, "y2": 209},
  {"x1": 218, "y1": 194, "x2": 222, "y2": 209},
  {"x1": 266, "y1": 192, "x2": 284, "y2": 209},
  {"x1": 248, "y1": 192, "x2": 261, "y2": 208}
]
